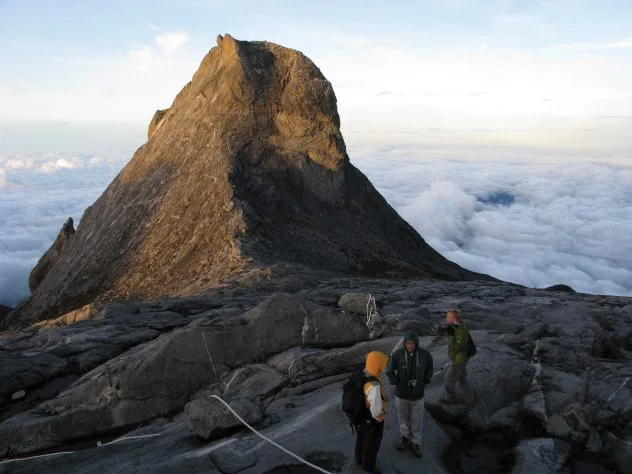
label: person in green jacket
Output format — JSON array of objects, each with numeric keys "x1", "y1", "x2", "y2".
[
  {"x1": 443, "y1": 309, "x2": 475, "y2": 406},
  {"x1": 385, "y1": 330, "x2": 433, "y2": 457}
]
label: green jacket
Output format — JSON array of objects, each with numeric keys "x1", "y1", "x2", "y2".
[
  {"x1": 385, "y1": 331, "x2": 434, "y2": 401},
  {"x1": 448, "y1": 324, "x2": 470, "y2": 364}
]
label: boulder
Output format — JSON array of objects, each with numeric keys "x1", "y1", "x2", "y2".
[
  {"x1": 338, "y1": 293, "x2": 375, "y2": 316},
  {"x1": 219, "y1": 364, "x2": 286, "y2": 399},
  {"x1": 267, "y1": 337, "x2": 400, "y2": 384},
  {"x1": 185, "y1": 396, "x2": 264, "y2": 441}
]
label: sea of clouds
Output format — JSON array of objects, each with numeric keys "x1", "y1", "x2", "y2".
[
  {"x1": 0, "y1": 151, "x2": 130, "y2": 307},
  {"x1": 1, "y1": 141, "x2": 631, "y2": 307}
]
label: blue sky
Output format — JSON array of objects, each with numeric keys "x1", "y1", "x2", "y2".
[{"x1": 1, "y1": 0, "x2": 632, "y2": 153}]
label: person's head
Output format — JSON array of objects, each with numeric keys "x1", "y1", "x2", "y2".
[
  {"x1": 365, "y1": 351, "x2": 389, "y2": 378},
  {"x1": 446, "y1": 308, "x2": 462, "y2": 325},
  {"x1": 403, "y1": 330, "x2": 419, "y2": 353}
]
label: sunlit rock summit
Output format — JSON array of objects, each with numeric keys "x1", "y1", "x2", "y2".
[{"x1": 9, "y1": 34, "x2": 489, "y2": 326}]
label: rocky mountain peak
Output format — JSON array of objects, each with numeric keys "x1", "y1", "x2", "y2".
[{"x1": 6, "y1": 35, "x2": 491, "y2": 326}]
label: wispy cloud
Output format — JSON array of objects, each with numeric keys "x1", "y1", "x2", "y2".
[
  {"x1": 40, "y1": 158, "x2": 81, "y2": 173},
  {"x1": 155, "y1": 31, "x2": 188, "y2": 54},
  {"x1": 126, "y1": 24, "x2": 188, "y2": 70}
]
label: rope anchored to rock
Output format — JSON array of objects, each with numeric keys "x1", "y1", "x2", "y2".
[
  {"x1": 200, "y1": 334, "x2": 333, "y2": 474},
  {"x1": 0, "y1": 434, "x2": 163, "y2": 466},
  {"x1": 207, "y1": 395, "x2": 332, "y2": 474},
  {"x1": 0, "y1": 394, "x2": 332, "y2": 474},
  {"x1": 364, "y1": 293, "x2": 381, "y2": 336}
]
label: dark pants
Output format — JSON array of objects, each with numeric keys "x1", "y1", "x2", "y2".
[
  {"x1": 444, "y1": 361, "x2": 475, "y2": 404},
  {"x1": 355, "y1": 421, "x2": 384, "y2": 472}
]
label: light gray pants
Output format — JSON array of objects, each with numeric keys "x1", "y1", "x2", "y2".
[
  {"x1": 395, "y1": 397, "x2": 425, "y2": 446},
  {"x1": 444, "y1": 361, "x2": 474, "y2": 402}
]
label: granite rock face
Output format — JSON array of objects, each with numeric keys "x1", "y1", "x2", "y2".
[{"x1": 6, "y1": 35, "x2": 489, "y2": 327}]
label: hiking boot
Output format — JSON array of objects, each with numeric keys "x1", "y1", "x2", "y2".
[
  {"x1": 410, "y1": 443, "x2": 422, "y2": 458},
  {"x1": 396, "y1": 436, "x2": 408, "y2": 451}
]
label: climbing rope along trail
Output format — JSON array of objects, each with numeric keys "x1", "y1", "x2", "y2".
[
  {"x1": 2, "y1": 346, "x2": 334, "y2": 474},
  {"x1": 1, "y1": 393, "x2": 332, "y2": 473},
  {"x1": 0, "y1": 434, "x2": 162, "y2": 466},
  {"x1": 200, "y1": 336, "x2": 333, "y2": 474}
]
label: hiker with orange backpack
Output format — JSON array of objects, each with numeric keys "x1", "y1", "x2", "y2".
[{"x1": 342, "y1": 351, "x2": 389, "y2": 474}]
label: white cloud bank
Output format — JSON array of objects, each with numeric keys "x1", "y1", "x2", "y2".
[
  {"x1": 0, "y1": 144, "x2": 631, "y2": 307},
  {"x1": 347, "y1": 136, "x2": 632, "y2": 297},
  {"x1": 0, "y1": 152, "x2": 130, "y2": 306}
]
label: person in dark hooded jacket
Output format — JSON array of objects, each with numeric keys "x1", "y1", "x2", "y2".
[{"x1": 385, "y1": 331, "x2": 433, "y2": 457}]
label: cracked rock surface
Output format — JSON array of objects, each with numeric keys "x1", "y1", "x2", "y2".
[{"x1": 0, "y1": 277, "x2": 630, "y2": 473}]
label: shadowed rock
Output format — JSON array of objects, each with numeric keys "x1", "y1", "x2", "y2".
[
  {"x1": 0, "y1": 305, "x2": 11, "y2": 323},
  {"x1": 545, "y1": 284, "x2": 576, "y2": 294},
  {"x1": 28, "y1": 217, "x2": 74, "y2": 293}
]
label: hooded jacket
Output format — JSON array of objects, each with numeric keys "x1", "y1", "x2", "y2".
[
  {"x1": 363, "y1": 351, "x2": 389, "y2": 422},
  {"x1": 385, "y1": 331, "x2": 433, "y2": 401}
]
